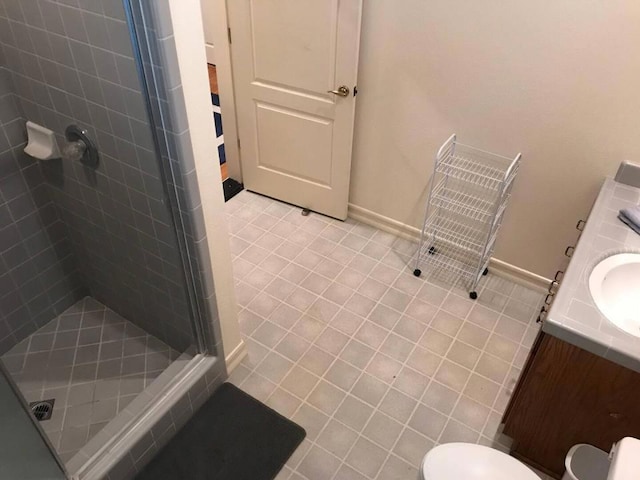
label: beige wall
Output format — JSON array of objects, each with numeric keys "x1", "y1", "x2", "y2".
[{"x1": 350, "y1": 0, "x2": 640, "y2": 278}]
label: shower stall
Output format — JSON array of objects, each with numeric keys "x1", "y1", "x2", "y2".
[{"x1": 0, "y1": 0, "x2": 226, "y2": 478}]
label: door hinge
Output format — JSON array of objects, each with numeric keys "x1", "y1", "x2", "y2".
[
  {"x1": 228, "y1": 27, "x2": 232, "y2": 44},
  {"x1": 237, "y1": 137, "x2": 241, "y2": 149}
]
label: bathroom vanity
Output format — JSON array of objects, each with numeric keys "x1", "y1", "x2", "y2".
[{"x1": 502, "y1": 177, "x2": 640, "y2": 478}]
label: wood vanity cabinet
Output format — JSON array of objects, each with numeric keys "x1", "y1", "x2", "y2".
[{"x1": 502, "y1": 332, "x2": 640, "y2": 478}]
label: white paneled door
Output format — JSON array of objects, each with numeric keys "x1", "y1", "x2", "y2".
[{"x1": 229, "y1": 0, "x2": 363, "y2": 220}]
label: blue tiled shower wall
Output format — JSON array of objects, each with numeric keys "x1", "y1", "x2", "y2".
[
  {"x1": 0, "y1": 0, "x2": 205, "y2": 354},
  {"x1": 0, "y1": 67, "x2": 85, "y2": 354}
]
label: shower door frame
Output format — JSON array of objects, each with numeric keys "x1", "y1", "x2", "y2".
[
  {"x1": 123, "y1": 0, "x2": 221, "y2": 358},
  {"x1": 69, "y1": 1, "x2": 228, "y2": 477}
]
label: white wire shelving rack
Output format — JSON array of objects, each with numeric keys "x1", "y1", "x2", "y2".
[{"x1": 413, "y1": 134, "x2": 521, "y2": 299}]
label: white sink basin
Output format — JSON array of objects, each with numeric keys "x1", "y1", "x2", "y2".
[{"x1": 589, "y1": 253, "x2": 640, "y2": 338}]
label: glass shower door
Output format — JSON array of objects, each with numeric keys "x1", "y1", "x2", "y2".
[{"x1": 0, "y1": 363, "x2": 66, "y2": 480}]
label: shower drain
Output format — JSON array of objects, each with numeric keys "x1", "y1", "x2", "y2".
[{"x1": 29, "y1": 399, "x2": 55, "y2": 421}]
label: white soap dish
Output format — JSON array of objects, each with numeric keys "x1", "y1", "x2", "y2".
[{"x1": 24, "y1": 121, "x2": 61, "y2": 161}]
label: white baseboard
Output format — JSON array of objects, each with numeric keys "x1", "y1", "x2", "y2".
[
  {"x1": 348, "y1": 203, "x2": 422, "y2": 243},
  {"x1": 348, "y1": 203, "x2": 550, "y2": 293},
  {"x1": 486, "y1": 258, "x2": 550, "y2": 293},
  {"x1": 225, "y1": 339, "x2": 247, "y2": 374}
]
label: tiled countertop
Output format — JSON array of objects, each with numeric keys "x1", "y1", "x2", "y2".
[{"x1": 545, "y1": 177, "x2": 640, "y2": 372}]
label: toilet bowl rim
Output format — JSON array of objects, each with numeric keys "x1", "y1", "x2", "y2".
[{"x1": 420, "y1": 443, "x2": 542, "y2": 480}]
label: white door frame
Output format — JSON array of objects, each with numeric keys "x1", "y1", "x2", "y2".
[{"x1": 203, "y1": 0, "x2": 242, "y2": 182}]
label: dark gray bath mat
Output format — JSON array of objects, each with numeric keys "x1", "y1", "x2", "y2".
[{"x1": 136, "y1": 383, "x2": 306, "y2": 480}]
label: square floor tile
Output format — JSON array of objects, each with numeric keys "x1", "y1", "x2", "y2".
[{"x1": 225, "y1": 191, "x2": 545, "y2": 480}]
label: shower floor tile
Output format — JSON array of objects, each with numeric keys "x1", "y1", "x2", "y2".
[{"x1": 1, "y1": 297, "x2": 180, "y2": 463}]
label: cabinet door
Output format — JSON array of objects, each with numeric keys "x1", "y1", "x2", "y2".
[{"x1": 503, "y1": 334, "x2": 640, "y2": 477}]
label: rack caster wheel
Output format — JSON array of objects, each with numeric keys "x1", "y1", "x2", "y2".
[
  {"x1": 428, "y1": 246, "x2": 437, "y2": 255},
  {"x1": 413, "y1": 269, "x2": 422, "y2": 277},
  {"x1": 469, "y1": 291, "x2": 478, "y2": 300},
  {"x1": 482, "y1": 267, "x2": 489, "y2": 276}
]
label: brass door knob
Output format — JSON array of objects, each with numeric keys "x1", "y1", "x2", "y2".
[{"x1": 327, "y1": 86, "x2": 350, "y2": 97}]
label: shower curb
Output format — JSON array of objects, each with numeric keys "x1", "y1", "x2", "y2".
[{"x1": 70, "y1": 354, "x2": 224, "y2": 480}]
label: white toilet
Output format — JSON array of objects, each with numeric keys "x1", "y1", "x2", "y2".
[
  {"x1": 419, "y1": 443, "x2": 541, "y2": 480},
  {"x1": 420, "y1": 438, "x2": 640, "y2": 480}
]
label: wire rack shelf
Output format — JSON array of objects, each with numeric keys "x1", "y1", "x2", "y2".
[{"x1": 413, "y1": 134, "x2": 521, "y2": 299}]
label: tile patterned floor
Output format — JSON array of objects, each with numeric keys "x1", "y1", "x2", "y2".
[
  {"x1": 225, "y1": 191, "x2": 552, "y2": 480},
  {"x1": 1, "y1": 297, "x2": 180, "y2": 463}
]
